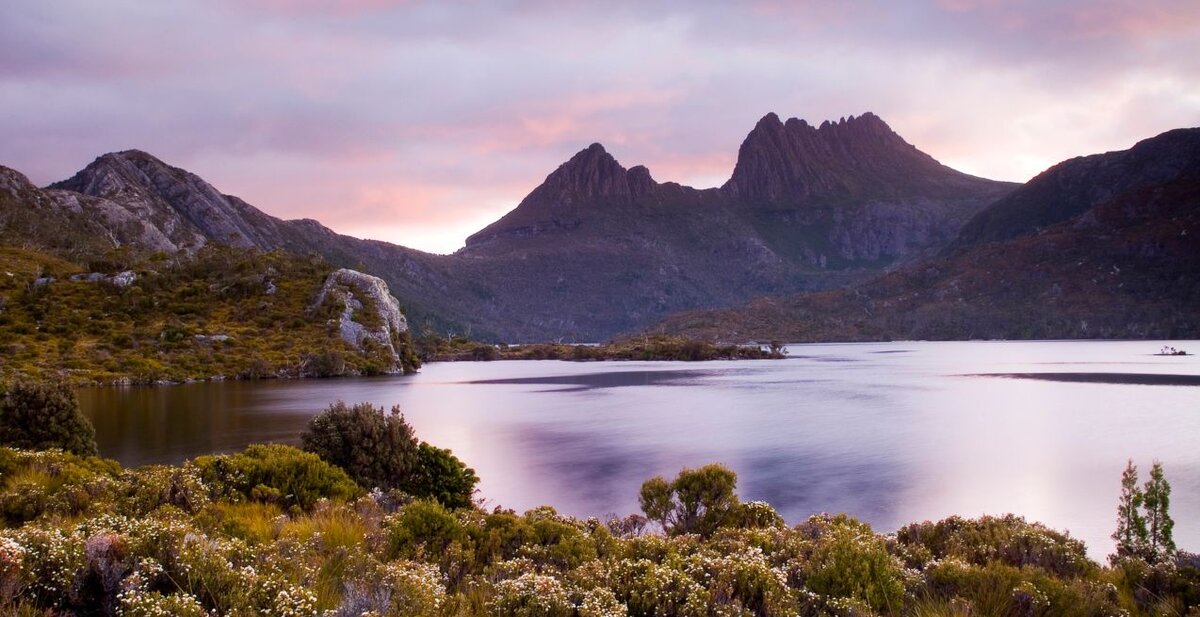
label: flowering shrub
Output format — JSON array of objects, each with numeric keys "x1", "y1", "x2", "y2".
[
  {"x1": 794, "y1": 515, "x2": 908, "y2": 613},
  {"x1": 896, "y1": 514, "x2": 1091, "y2": 578},
  {"x1": 118, "y1": 590, "x2": 208, "y2": 617},
  {"x1": 0, "y1": 453, "x2": 1189, "y2": 616},
  {"x1": 488, "y1": 572, "x2": 575, "y2": 617},
  {"x1": 0, "y1": 536, "x2": 25, "y2": 603},
  {"x1": 334, "y1": 559, "x2": 447, "y2": 617}
]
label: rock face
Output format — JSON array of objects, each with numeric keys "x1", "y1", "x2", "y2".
[
  {"x1": 721, "y1": 112, "x2": 998, "y2": 202},
  {"x1": 50, "y1": 150, "x2": 291, "y2": 252},
  {"x1": 0, "y1": 165, "x2": 175, "y2": 257},
  {"x1": 312, "y1": 268, "x2": 410, "y2": 369}
]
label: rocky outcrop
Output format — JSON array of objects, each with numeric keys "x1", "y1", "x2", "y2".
[
  {"x1": 721, "y1": 112, "x2": 1004, "y2": 203},
  {"x1": 312, "y1": 268, "x2": 410, "y2": 370},
  {"x1": 50, "y1": 150, "x2": 289, "y2": 252},
  {"x1": 0, "y1": 165, "x2": 175, "y2": 257},
  {"x1": 463, "y1": 143, "x2": 664, "y2": 249}
]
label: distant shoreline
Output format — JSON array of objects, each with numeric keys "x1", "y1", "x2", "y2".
[{"x1": 971, "y1": 372, "x2": 1200, "y2": 386}]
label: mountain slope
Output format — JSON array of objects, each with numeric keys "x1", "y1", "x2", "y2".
[
  {"x1": 653, "y1": 128, "x2": 1200, "y2": 341},
  {"x1": 11, "y1": 112, "x2": 1015, "y2": 341}
]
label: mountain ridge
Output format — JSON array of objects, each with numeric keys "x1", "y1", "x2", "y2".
[
  {"x1": 653, "y1": 125, "x2": 1200, "y2": 341},
  {"x1": 7, "y1": 112, "x2": 1020, "y2": 341}
]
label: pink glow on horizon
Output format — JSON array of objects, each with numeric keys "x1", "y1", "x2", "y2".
[{"x1": 2, "y1": 1, "x2": 1198, "y2": 253}]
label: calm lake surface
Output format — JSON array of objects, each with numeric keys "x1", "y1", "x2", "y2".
[{"x1": 78, "y1": 340, "x2": 1200, "y2": 560}]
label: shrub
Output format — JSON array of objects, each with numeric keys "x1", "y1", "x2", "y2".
[
  {"x1": 639, "y1": 464, "x2": 740, "y2": 537},
  {"x1": 333, "y1": 559, "x2": 447, "y2": 617},
  {"x1": 385, "y1": 499, "x2": 469, "y2": 562},
  {"x1": 798, "y1": 514, "x2": 907, "y2": 613},
  {"x1": 488, "y1": 572, "x2": 576, "y2": 617},
  {"x1": 896, "y1": 514, "x2": 1092, "y2": 578},
  {"x1": 0, "y1": 448, "x2": 122, "y2": 525},
  {"x1": 409, "y1": 443, "x2": 479, "y2": 509},
  {"x1": 0, "y1": 380, "x2": 98, "y2": 456},
  {"x1": 192, "y1": 444, "x2": 360, "y2": 510},
  {"x1": 300, "y1": 401, "x2": 420, "y2": 491}
]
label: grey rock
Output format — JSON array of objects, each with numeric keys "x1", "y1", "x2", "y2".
[
  {"x1": 109, "y1": 271, "x2": 137, "y2": 287},
  {"x1": 312, "y1": 268, "x2": 409, "y2": 369},
  {"x1": 49, "y1": 150, "x2": 291, "y2": 252},
  {"x1": 33, "y1": 276, "x2": 55, "y2": 287}
]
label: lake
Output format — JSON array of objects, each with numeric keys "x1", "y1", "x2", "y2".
[{"x1": 78, "y1": 339, "x2": 1200, "y2": 560}]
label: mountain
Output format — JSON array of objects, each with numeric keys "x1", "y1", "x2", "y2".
[
  {"x1": 653, "y1": 127, "x2": 1200, "y2": 341},
  {"x1": 450, "y1": 113, "x2": 1013, "y2": 339},
  {"x1": 4, "y1": 112, "x2": 1015, "y2": 341}
]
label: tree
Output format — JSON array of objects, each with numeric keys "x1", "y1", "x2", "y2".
[
  {"x1": 639, "y1": 463, "x2": 740, "y2": 537},
  {"x1": 409, "y1": 442, "x2": 479, "y2": 509},
  {"x1": 300, "y1": 401, "x2": 477, "y2": 509},
  {"x1": 1112, "y1": 459, "x2": 1148, "y2": 561},
  {"x1": 0, "y1": 380, "x2": 98, "y2": 456},
  {"x1": 1143, "y1": 460, "x2": 1175, "y2": 558},
  {"x1": 300, "y1": 401, "x2": 419, "y2": 491}
]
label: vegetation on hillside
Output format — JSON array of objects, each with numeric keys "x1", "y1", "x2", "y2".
[
  {"x1": 0, "y1": 245, "x2": 420, "y2": 385},
  {"x1": 418, "y1": 334, "x2": 786, "y2": 362}
]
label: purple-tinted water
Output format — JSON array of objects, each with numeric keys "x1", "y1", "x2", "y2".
[{"x1": 78, "y1": 340, "x2": 1200, "y2": 560}]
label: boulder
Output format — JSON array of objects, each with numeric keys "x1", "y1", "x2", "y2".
[{"x1": 312, "y1": 268, "x2": 410, "y2": 370}]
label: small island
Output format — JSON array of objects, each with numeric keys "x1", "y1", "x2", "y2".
[
  {"x1": 1157, "y1": 346, "x2": 1190, "y2": 356},
  {"x1": 418, "y1": 334, "x2": 787, "y2": 362}
]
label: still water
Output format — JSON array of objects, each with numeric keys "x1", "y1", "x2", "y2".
[{"x1": 78, "y1": 340, "x2": 1200, "y2": 560}]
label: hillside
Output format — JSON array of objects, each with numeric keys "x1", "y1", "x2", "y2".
[
  {"x1": 18, "y1": 112, "x2": 1013, "y2": 342},
  {"x1": 653, "y1": 128, "x2": 1200, "y2": 341},
  {"x1": 0, "y1": 241, "x2": 419, "y2": 384}
]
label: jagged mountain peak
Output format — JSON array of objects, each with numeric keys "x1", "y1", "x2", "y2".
[
  {"x1": 524, "y1": 142, "x2": 657, "y2": 205},
  {"x1": 723, "y1": 111, "x2": 998, "y2": 203}
]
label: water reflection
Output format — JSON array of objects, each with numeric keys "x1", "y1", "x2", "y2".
[{"x1": 77, "y1": 340, "x2": 1200, "y2": 560}]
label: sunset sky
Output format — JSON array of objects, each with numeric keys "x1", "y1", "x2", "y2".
[{"x1": 3, "y1": 1, "x2": 1199, "y2": 254}]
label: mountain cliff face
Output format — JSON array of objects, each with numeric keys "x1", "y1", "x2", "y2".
[
  {"x1": 722, "y1": 112, "x2": 998, "y2": 203},
  {"x1": 49, "y1": 150, "x2": 290, "y2": 252},
  {"x1": 655, "y1": 127, "x2": 1200, "y2": 341},
  {"x1": 6, "y1": 112, "x2": 1018, "y2": 341}
]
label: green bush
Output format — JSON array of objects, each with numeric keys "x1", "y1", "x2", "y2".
[
  {"x1": 409, "y1": 442, "x2": 479, "y2": 509},
  {"x1": 896, "y1": 514, "x2": 1092, "y2": 578},
  {"x1": 639, "y1": 464, "x2": 740, "y2": 537},
  {"x1": 385, "y1": 499, "x2": 469, "y2": 562},
  {"x1": 0, "y1": 448, "x2": 122, "y2": 526},
  {"x1": 192, "y1": 444, "x2": 360, "y2": 510},
  {"x1": 301, "y1": 401, "x2": 420, "y2": 491},
  {"x1": 799, "y1": 514, "x2": 907, "y2": 613},
  {"x1": 0, "y1": 380, "x2": 98, "y2": 456}
]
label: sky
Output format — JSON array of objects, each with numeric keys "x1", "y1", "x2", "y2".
[{"x1": 3, "y1": 1, "x2": 1199, "y2": 254}]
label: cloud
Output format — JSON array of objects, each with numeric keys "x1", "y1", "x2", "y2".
[{"x1": 2, "y1": 1, "x2": 1198, "y2": 253}]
